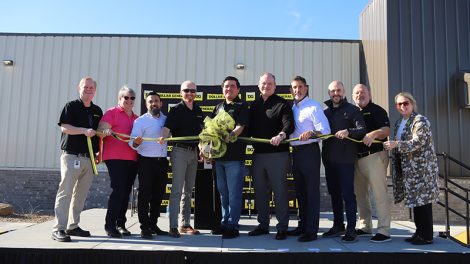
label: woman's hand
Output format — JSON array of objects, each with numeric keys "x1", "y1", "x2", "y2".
[{"x1": 383, "y1": 140, "x2": 398, "y2": 150}]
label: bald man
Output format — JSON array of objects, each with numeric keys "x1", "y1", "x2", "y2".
[
  {"x1": 322, "y1": 80, "x2": 366, "y2": 243},
  {"x1": 160, "y1": 80, "x2": 204, "y2": 238}
]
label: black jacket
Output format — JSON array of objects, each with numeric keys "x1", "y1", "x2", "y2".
[{"x1": 322, "y1": 98, "x2": 366, "y2": 164}]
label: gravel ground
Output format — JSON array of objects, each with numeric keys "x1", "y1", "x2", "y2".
[{"x1": 0, "y1": 213, "x2": 54, "y2": 223}]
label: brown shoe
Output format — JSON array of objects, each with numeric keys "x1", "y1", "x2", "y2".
[
  {"x1": 179, "y1": 225, "x2": 200, "y2": 235},
  {"x1": 168, "y1": 228, "x2": 181, "y2": 238}
]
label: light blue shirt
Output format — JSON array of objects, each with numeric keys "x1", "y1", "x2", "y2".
[
  {"x1": 129, "y1": 112, "x2": 168, "y2": 157},
  {"x1": 290, "y1": 96, "x2": 331, "y2": 146}
]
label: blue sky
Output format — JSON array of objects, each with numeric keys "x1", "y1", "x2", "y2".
[{"x1": 1, "y1": 0, "x2": 370, "y2": 40}]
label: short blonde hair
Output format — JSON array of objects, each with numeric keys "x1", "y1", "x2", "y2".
[
  {"x1": 78, "y1": 76, "x2": 97, "y2": 89},
  {"x1": 395, "y1": 92, "x2": 418, "y2": 112}
]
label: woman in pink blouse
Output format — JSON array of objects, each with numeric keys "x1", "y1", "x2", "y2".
[{"x1": 98, "y1": 86, "x2": 138, "y2": 238}]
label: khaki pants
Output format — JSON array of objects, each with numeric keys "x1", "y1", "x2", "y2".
[
  {"x1": 52, "y1": 153, "x2": 94, "y2": 231},
  {"x1": 354, "y1": 151, "x2": 391, "y2": 236}
]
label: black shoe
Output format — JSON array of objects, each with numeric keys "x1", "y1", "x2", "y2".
[
  {"x1": 150, "y1": 225, "x2": 169, "y2": 236},
  {"x1": 222, "y1": 229, "x2": 240, "y2": 239},
  {"x1": 298, "y1": 233, "x2": 317, "y2": 242},
  {"x1": 355, "y1": 229, "x2": 372, "y2": 236},
  {"x1": 286, "y1": 227, "x2": 304, "y2": 236},
  {"x1": 411, "y1": 235, "x2": 433, "y2": 245},
  {"x1": 275, "y1": 230, "x2": 287, "y2": 240},
  {"x1": 117, "y1": 226, "x2": 131, "y2": 236},
  {"x1": 248, "y1": 227, "x2": 269, "y2": 236},
  {"x1": 51, "y1": 230, "x2": 71, "y2": 242},
  {"x1": 105, "y1": 228, "x2": 122, "y2": 238},
  {"x1": 405, "y1": 233, "x2": 418, "y2": 242},
  {"x1": 322, "y1": 225, "x2": 345, "y2": 238},
  {"x1": 140, "y1": 229, "x2": 153, "y2": 239},
  {"x1": 168, "y1": 228, "x2": 181, "y2": 238},
  {"x1": 65, "y1": 227, "x2": 91, "y2": 237},
  {"x1": 341, "y1": 232, "x2": 358, "y2": 243},
  {"x1": 370, "y1": 233, "x2": 391, "y2": 243},
  {"x1": 211, "y1": 225, "x2": 225, "y2": 235}
]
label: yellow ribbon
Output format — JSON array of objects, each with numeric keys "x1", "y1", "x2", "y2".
[{"x1": 87, "y1": 137, "x2": 98, "y2": 175}]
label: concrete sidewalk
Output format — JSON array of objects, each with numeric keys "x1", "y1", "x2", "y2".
[{"x1": 0, "y1": 209, "x2": 468, "y2": 253}]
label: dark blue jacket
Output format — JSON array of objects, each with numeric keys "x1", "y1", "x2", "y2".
[{"x1": 322, "y1": 98, "x2": 366, "y2": 164}]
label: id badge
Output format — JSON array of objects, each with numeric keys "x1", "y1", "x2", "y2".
[{"x1": 74, "y1": 160, "x2": 80, "y2": 169}]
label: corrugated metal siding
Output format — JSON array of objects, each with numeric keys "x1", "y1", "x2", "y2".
[
  {"x1": 360, "y1": 0, "x2": 389, "y2": 109},
  {"x1": 362, "y1": 0, "x2": 470, "y2": 171},
  {"x1": 0, "y1": 34, "x2": 359, "y2": 169}
]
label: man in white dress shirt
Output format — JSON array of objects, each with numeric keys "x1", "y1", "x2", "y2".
[
  {"x1": 287, "y1": 76, "x2": 330, "y2": 242},
  {"x1": 129, "y1": 92, "x2": 169, "y2": 239}
]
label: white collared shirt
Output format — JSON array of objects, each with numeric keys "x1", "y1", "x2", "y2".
[
  {"x1": 290, "y1": 96, "x2": 331, "y2": 146},
  {"x1": 129, "y1": 112, "x2": 168, "y2": 157}
]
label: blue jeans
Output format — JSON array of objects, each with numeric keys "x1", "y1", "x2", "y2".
[{"x1": 214, "y1": 160, "x2": 245, "y2": 230}]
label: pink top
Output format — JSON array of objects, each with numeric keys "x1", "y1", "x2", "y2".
[{"x1": 101, "y1": 106, "x2": 138, "y2": 161}]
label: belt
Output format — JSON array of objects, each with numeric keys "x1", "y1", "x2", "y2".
[
  {"x1": 63, "y1": 150, "x2": 90, "y2": 158},
  {"x1": 173, "y1": 143, "x2": 198, "y2": 151},
  {"x1": 139, "y1": 155, "x2": 167, "y2": 161},
  {"x1": 292, "y1": 142, "x2": 319, "y2": 149},
  {"x1": 357, "y1": 149, "x2": 382, "y2": 159}
]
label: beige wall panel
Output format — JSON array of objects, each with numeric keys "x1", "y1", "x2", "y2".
[
  {"x1": 360, "y1": 0, "x2": 389, "y2": 109},
  {"x1": 0, "y1": 34, "x2": 359, "y2": 169}
]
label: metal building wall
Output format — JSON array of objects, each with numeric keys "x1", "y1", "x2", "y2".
[
  {"x1": 0, "y1": 33, "x2": 360, "y2": 169},
  {"x1": 360, "y1": 0, "x2": 389, "y2": 109},
  {"x1": 361, "y1": 0, "x2": 470, "y2": 170}
]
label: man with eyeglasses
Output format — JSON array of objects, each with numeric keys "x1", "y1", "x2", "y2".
[
  {"x1": 352, "y1": 84, "x2": 391, "y2": 243},
  {"x1": 129, "y1": 92, "x2": 169, "y2": 239},
  {"x1": 160, "y1": 80, "x2": 204, "y2": 238},
  {"x1": 52, "y1": 76, "x2": 103, "y2": 242}
]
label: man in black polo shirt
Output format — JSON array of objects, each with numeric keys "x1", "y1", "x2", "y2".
[
  {"x1": 247, "y1": 72, "x2": 294, "y2": 240},
  {"x1": 210, "y1": 76, "x2": 249, "y2": 239},
  {"x1": 52, "y1": 76, "x2": 103, "y2": 242},
  {"x1": 352, "y1": 84, "x2": 391, "y2": 243},
  {"x1": 160, "y1": 80, "x2": 204, "y2": 238}
]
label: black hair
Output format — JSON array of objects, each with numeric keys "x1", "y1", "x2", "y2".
[{"x1": 221, "y1": 76, "x2": 240, "y2": 88}]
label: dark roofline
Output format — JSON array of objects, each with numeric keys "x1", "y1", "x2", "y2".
[{"x1": 0, "y1": 32, "x2": 360, "y2": 43}]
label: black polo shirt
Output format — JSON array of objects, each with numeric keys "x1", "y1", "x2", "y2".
[
  {"x1": 58, "y1": 99, "x2": 103, "y2": 154},
  {"x1": 164, "y1": 100, "x2": 204, "y2": 147},
  {"x1": 358, "y1": 101, "x2": 390, "y2": 155},
  {"x1": 211, "y1": 97, "x2": 250, "y2": 161},
  {"x1": 248, "y1": 94, "x2": 294, "y2": 154}
]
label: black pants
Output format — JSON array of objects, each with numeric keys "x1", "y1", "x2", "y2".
[
  {"x1": 413, "y1": 203, "x2": 433, "y2": 240},
  {"x1": 104, "y1": 160, "x2": 138, "y2": 230},
  {"x1": 137, "y1": 155, "x2": 169, "y2": 230},
  {"x1": 292, "y1": 143, "x2": 321, "y2": 234}
]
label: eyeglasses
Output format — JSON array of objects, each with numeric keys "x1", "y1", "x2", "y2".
[
  {"x1": 182, "y1": 89, "x2": 197, "y2": 93},
  {"x1": 123, "y1": 96, "x2": 136, "y2": 101},
  {"x1": 396, "y1": 101, "x2": 410, "y2": 107}
]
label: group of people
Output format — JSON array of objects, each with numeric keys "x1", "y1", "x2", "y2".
[{"x1": 51, "y1": 74, "x2": 439, "y2": 246}]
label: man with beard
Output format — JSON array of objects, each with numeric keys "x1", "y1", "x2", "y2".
[
  {"x1": 52, "y1": 76, "x2": 103, "y2": 242},
  {"x1": 129, "y1": 92, "x2": 169, "y2": 239},
  {"x1": 160, "y1": 81, "x2": 204, "y2": 238},
  {"x1": 352, "y1": 84, "x2": 391, "y2": 242},
  {"x1": 322, "y1": 80, "x2": 366, "y2": 243}
]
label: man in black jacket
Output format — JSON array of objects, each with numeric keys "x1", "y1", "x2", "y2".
[
  {"x1": 248, "y1": 72, "x2": 294, "y2": 240},
  {"x1": 322, "y1": 80, "x2": 366, "y2": 243}
]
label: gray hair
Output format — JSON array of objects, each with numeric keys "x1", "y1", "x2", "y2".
[{"x1": 118, "y1": 85, "x2": 136, "y2": 99}]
